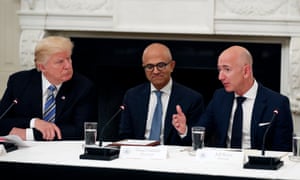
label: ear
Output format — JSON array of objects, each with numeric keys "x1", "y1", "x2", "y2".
[
  {"x1": 37, "y1": 63, "x2": 45, "y2": 72},
  {"x1": 243, "y1": 64, "x2": 251, "y2": 78},
  {"x1": 170, "y1": 60, "x2": 176, "y2": 72}
]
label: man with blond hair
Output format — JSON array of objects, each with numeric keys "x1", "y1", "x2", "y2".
[{"x1": 0, "y1": 36, "x2": 98, "y2": 141}]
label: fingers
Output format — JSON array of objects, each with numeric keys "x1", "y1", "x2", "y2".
[
  {"x1": 43, "y1": 123, "x2": 62, "y2": 140},
  {"x1": 172, "y1": 105, "x2": 187, "y2": 134},
  {"x1": 53, "y1": 125, "x2": 62, "y2": 140},
  {"x1": 176, "y1": 104, "x2": 183, "y2": 115},
  {"x1": 42, "y1": 127, "x2": 55, "y2": 140},
  {"x1": 172, "y1": 105, "x2": 182, "y2": 123},
  {"x1": 9, "y1": 127, "x2": 26, "y2": 140},
  {"x1": 35, "y1": 119, "x2": 61, "y2": 140}
]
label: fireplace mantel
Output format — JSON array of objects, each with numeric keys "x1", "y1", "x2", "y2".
[{"x1": 18, "y1": 0, "x2": 300, "y2": 116}]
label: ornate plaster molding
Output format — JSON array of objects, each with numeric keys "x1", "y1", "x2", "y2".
[{"x1": 19, "y1": 30, "x2": 45, "y2": 68}]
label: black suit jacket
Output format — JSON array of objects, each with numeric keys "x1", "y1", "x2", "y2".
[
  {"x1": 199, "y1": 83, "x2": 293, "y2": 152},
  {"x1": 119, "y1": 81, "x2": 205, "y2": 146},
  {"x1": 0, "y1": 69, "x2": 98, "y2": 140}
]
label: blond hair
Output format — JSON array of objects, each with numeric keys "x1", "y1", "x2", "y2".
[{"x1": 34, "y1": 36, "x2": 74, "y2": 70}]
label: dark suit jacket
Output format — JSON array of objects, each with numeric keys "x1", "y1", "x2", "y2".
[
  {"x1": 0, "y1": 69, "x2": 98, "y2": 140},
  {"x1": 119, "y1": 81, "x2": 205, "y2": 146},
  {"x1": 199, "y1": 83, "x2": 293, "y2": 152}
]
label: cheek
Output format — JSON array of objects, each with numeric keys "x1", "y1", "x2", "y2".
[
  {"x1": 231, "y1": 74, "x2": 243, "y2": 86},
  {"x1": 145, "y1": 72, "x2": 151, "y2": 79}
]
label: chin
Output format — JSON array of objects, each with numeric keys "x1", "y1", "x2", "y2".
[
  {"x1": 224, "y1": 87, "x2": 233, "y2": 92},
  {"x1": 62, "y1": 75, "x2": 72, "y2": 82}
]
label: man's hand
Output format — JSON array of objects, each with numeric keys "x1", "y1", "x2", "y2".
[
  {"x1": 9, "y1": 127, "x2": 26, "y2": 140},
  {"x1": 35, "y1": 119, "x2": 62, "y2": 140},
  {"x1": 172, "y1": 105, "x2": 187, "y2": 135}
]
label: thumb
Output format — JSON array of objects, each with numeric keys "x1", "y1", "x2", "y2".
[{"x1": 176, "y1": 105, "x2": 183, "y2": 115}]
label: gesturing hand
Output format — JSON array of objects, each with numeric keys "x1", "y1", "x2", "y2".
[{"x1": 172, "y1": 105, "x2": 187, "y2": 135}]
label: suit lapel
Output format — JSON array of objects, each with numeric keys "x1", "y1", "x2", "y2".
[
  {"x1": 25, "y1": 71, "x2": 43, "y2": 116},
  {"x1": 138, "y1": 83, "x2": 151, "y2": 133},
  {"x1": 163, "y1": 83, "x2": 179, "y2": 142},
  {"x1": 55, "y1": 80, "x2": 72, "y2": 121},
  {"x1": 220, "y1": 93, "x2": 235, "y2": 142},
  {"x1": 251, "y1": 84, "x2": 267, "y2": 146}
]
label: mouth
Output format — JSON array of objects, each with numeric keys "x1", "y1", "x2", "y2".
[
  {"x1": 222, "y1": 82, "x2": 229, "y2": 87},
  {"x1": 151, "y1": 73, "x2": 163, "y2": 79}
]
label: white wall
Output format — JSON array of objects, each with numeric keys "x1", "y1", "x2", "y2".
[
  {"x1": 1, "y1": 0, "x2": 299, "y2": 132},
  {"x1": 0, "y1": 0, "x2": 22, "y2": 97}
]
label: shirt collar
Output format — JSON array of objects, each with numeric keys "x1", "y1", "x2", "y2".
[
  {"x1": 150, "y1": 78, "x2": 172, "y2": 95},
  {"x1": 42, "y1": 73, "x2": 62, "y2": 93},
  {"x1": 235, "y1": 80, "x2": 258, "y2": 100}
]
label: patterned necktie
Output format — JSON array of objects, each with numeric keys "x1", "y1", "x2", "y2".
[
  {"x1": 44, "y1": 85, "x2": 56, "y2": 122},
  {"x1": 149, "y1": 91, "x2": 163, "y2": 141},
  {"x1": 230, "y1": 96, "x2": 246, "y2": 148}
]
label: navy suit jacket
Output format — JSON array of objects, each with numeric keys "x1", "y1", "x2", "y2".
[
  {"x1": 119, "y1": 81, "x2": 205, "y2": 146},
  {"x1": 199, "y1": 83, "x2": 293, "y2": 152},
  {"x1": 0, "y1": 69, "x2": 98, "y2": 140}
]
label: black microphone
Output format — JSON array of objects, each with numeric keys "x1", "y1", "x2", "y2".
[
  {"x1": 0, "y1": 99, "x2": 18, "y2": 153},
  {"x1": 0, "y1": 99, "x2": 18, "y2": 120},
  {"x1": 80, "y1": 105, "x2": 125, "y2": 161},
  {"x1": 261, "y1": 109, "x2": 279, "y2": 156},
  {"x1": 99, "y1": 105, "x2": 125, "y2": 147},
  {"x1": 244, "y1": 109, "x2": 283, "y2": 170}
]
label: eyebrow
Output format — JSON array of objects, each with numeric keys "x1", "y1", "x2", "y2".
[{"x1": 218, "y1": 64, "x2": 230, "y2": 68}]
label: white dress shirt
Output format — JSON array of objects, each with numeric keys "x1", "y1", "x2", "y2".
[
  {"x1": 145, "y1": 79, "x2": 172, "y2": 144},
  {"x1": 227, "y1": 80, "x2": 258, "y2": 149},
  {"x1": 25, "y1": 74, "x2": 61, "y2": 140}
]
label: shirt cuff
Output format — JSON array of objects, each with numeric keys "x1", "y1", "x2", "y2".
[
  {"x1": 26, "y1": 128, "x2": 34, "y2": 141},
  {"x1": 30, "y1": 118, "x2": 36, "y2": 128},
  {"x1": 179, "y1": 125, "x2": 188, "y2": 138},
  {"x1": 26, "y1": 118, "x2": 37, "y2": 141}
]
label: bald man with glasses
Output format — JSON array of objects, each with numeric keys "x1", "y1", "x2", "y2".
[{"x1": 119, "y1": 42, "x2": 205, "y2": 146}]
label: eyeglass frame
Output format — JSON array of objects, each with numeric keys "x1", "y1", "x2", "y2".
[{"x1": 142, "y1": 60, "x2": 173, "y2": 72}]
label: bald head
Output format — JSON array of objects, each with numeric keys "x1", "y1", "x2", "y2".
[
  {"x1": 142, "y1": 43, "x2": 172, "y2": 63},
  {"x1": 141, "y1": 42, "x2": 175, "y2": 90},
  {"x1": 217, "y1": 45, "x2": 255, "y2": 95},
  {"x1": 219, "y1": 45, "x2": 253, "y2": 67}
]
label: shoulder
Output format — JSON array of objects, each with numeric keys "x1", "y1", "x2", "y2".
[
  {"x1": 8, "y1": 69, "x2": 39, "y2": 82},
  {"x1": 69, "y1": 72, "x2": 94, "y2": 87},
  {"x1": 125, "y1": 82, "x2": 149, "y2": 95},
  {"x1": 211, "y1": 87, "x2": 233, "y2": 100},
  {"x1": 214, "y1": 88, "x2": 228, "y2": 95},
  {"x1": 172, "y1": 81, "x2": 203, "y2": 98},
  {"x1": 257, "y1": 83, "x2": 289, "y2": 102}
]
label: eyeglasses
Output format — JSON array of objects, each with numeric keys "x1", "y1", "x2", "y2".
[{"x1": 143, "y1": 61, "x2": 172, "y2": 72}]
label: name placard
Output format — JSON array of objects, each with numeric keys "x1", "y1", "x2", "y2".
[
  {"x1": 119, "y1": 145, "x2": 168, "y2": 160},
  {"x1": 196, "y1": 148, "x2": 244, "y2": 163}
]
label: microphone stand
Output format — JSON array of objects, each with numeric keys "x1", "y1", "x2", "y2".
[
  {"x1": 244, "y1": 110, "x2": 283, "y2": 170},
  {"x1": 0, "y1": 99, "x2": 19, "y2": 153},
  {"x1": 99, "y1": 105, "x2": 124, "y2": 147},
  {"x1": 0, "y1": 99, "x2": 18, "y2": 120},
  {"x1": 80, "y1": 105, "x2": 124, "y2": 161}
]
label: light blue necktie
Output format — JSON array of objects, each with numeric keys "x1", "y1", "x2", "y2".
[
  {"x1": 44, "y1": 85, "x2": 56, "y2": 122},
  {"x1": 149, "y1": 91, "x2": 162, "y2": 141}
]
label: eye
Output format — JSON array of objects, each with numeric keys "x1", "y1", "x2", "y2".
[
  {"x1": 224, "y1": 67, "x2": 231, "y2": 72},
  {"x1": 56, "y1": 59, "x2": 64, "y2": 64},
  {"x1": 144, "y1": 64, "x2": 154, "y2": 70},
  {"x1": 157, "y1": 62, "x2": 167, "y2": 68}
]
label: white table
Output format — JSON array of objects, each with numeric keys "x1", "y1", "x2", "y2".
[{"x1": 0, "y1": 141, "x2": 299, "y2": 180}]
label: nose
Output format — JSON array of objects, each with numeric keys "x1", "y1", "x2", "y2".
[
  {"x1": 218, "y1": 71, "x2": 224, "y2": 81},
  {"x1": 64, "y1": 59, "x2": 72, "y2": 69},
  {"x1": 153, "y1": 66, "x2": 160, "y2": 73}
]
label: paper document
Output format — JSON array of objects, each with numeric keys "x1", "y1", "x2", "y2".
[
  {"x1": 0, "y1": 135, "x2": 30, "y2": 147},
  {"x1": 108, "y1": 139, "x2": 160, "y2": 146}
]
